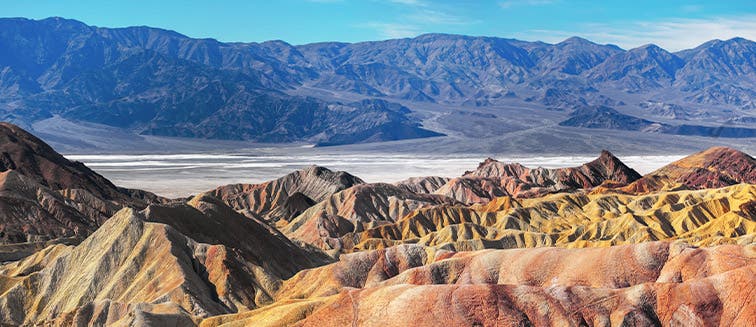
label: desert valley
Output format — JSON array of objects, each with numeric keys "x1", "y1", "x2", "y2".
[
  {"x1": 0, "y1": 4, "x2": 755, "y2": 326},
  {"x1": 0, "y1": 122, "x2": 753, "y2": 326}
]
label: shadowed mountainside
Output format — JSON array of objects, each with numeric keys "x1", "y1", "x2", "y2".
[
  {"x1": 0, "y1": 122, "x2": 166, "y2": 245},
  {"x1": 1, "y1": 17, "x2": 756, "y2": 148},
  {"x1": 205, "y1": 165, "x2": 364, "y2": 223}
]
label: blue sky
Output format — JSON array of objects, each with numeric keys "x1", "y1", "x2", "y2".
[{"x1": 3, "y1": 0, "x2": 755, "y2": 50}]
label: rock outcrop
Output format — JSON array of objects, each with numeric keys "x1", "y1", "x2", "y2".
[
  {"x1": 393, "y1": 176, "x2": 451, "y2": 194},
  {"x1": 283, "y1": 183, "x2": 459, "y2": 249},
  {"x1": 200, "y1": 242, "x2": 756, "y2": 326},
  {"x1": 623, "y1": 146, "x2": 756, "y2": 193},
  {"x1": 436, "y1": 150, "x2": 641, "y2": 203},
  {"x1": 0, "y1": 198, "x2": 332, "y2": 325},
  {"x1": 206, "y1": 165, "x2": 364, "y2": 223},
  {"x1": 0, "y1": 123, "x2": 165, "y2": 245}
]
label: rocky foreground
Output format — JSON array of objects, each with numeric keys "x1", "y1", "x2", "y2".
[{"x1": 0, "y1": 122, "x2": 753, "y2": 326}]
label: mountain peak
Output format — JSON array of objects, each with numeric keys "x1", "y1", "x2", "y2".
[
  {"x1": 558, "y1": 36, "x2": 594, "y2": 45},
  {"x1": 0, "y1": 122, "x2": 133, "y2": 201},
  {"x1": 674, "y1": 146, "x2": 755, "y2": 168},
  {"x1": 625, "y1": 146, "x2": 756, "y2": 193},
  {"x1": 585, "y1": 150, "x2": 642, "y2": 183},
  {"x1": 633, "y1": 43, "x2": 666, "y2": 53}
]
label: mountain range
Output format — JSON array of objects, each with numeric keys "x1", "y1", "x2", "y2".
[{"x1": 1, "y1": 17, "x2": 755, "y2": 149}]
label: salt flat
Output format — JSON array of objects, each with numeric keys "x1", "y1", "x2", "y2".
[{"x1": 66, "y1": 151, "x2": 684, "y2": 198}]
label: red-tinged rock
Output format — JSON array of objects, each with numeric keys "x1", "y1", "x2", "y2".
[
  {"x1": 624, "y1": 146, "x2": 756, "y2": 193},
  {"x1": 438, "y1": 150, "x2": 641, "y2": 204}
]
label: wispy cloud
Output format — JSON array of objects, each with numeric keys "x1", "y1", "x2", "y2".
[
  {"x1": 513, "y1": 15, "x2": 756, "y2": 51},
  {"x1": 360, "y1": 0, "x2": 476, "y2": 39},
  {"x1": 387, "y1": 0, "x2": 425, "y2": 5},
  {"x1": 361, "y1": 22, "x2": 423, "y2": 39},
  {"x1": 406, "y1": 9, "x2": 473, "y2": 25},
  {"x1": 499, "y1": 0, "x2": 557, "y2": 9}
]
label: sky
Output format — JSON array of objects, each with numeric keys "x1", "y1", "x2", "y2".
[{"x1": 2, "y1": 0, "x2": 756, "y2": 51}]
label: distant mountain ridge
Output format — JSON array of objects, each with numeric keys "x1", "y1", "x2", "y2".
[{"x1": 1, "y1": 17, "x2": 755, "y2": 145}]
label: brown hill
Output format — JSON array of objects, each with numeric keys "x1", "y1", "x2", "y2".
[
  {"x1": 0, "y1": 195, "x2": 332, "y2": 325},
  {"x1": 0, "y1": 122, "x2": 140, "y2": 202},
  {"x1": 200, "y1": 242, "x2": 755, "y2": 326},
  {"x1": 205, "y1": 165, "x2": 364, "y2": 222},
  {"x1": 0, "y1": 170, "x2": 107, "y2": 243},
  {"x1": 282, "y1": 183, "x2": 459, "y2": 250},
  {"x1": 437, "y1": 150, "x2": 641, "y2": 203},
  {"x1": 333, "y1": 184, "x2": 755, "y2": 252},
  {"x1": 393, "y1": 176, "x2": 451, "y2": 194},
  {"x1": 0, "y1": 122, "x2": 166, "y2": 246},
  {"x1": 623, "y1": 146, "x2": 756, "y2": 193}
]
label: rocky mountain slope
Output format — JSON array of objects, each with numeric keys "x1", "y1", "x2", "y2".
[
  {"x1": 0, "y1": 18, "x2": 440, "y2": 145},
  {"x1": 0, "y1": 122, "x2": 164, "y2": 245},
  {"x1": 201, "y1": 242, "x2": 755, "y2": 326},
  {"x1": 622, "y1": 146, "x2": 756, "y2": 193},
  {"x1": 205, "y1": 165, "x2": 364, "y2": 223},
  {"x1": 0, "y1": 203, "x2": 331, "y2": 325},
  {"x1": 336, "y1": 184, "x2": 755, "y2": 252},
  {"x1": 1, "y1": 17, "x2": 756, "y2": 148},
  {"x1": 436, "y1": 150, "x2": 641, "y2": 203}
]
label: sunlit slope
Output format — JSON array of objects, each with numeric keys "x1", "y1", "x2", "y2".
[
  {"x1": 201, "y1": 242, "x2": 756, "y2": 326},
  {"x1": 0, "y1": 196, "x2": 332, "y2": 325},
  {"x1": 622, "y1": 146, "x2": 756, "y2": 193},
  {"x1": 332, "y1": 184, "x2": 755, "y2": 252}
]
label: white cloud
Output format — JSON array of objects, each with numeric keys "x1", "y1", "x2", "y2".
[
  {"x1": 407, "y1": 9, "x2": 473, "y2": 25},
  {"x1": 387, "y1": 0, "x2": 425, "y2": 5},
  {"x1": 499, "y1": 0, "x2": 556, "y2": 9},
  {"x1": 360, "y1": 1, "x2": 476, "y2": 39},
  {"x1": 361, "y1": 22, "x2": 423, "y2": 39},
  {"x1": 512, "y1": 15, "x2": 756, "y2": 51}
]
